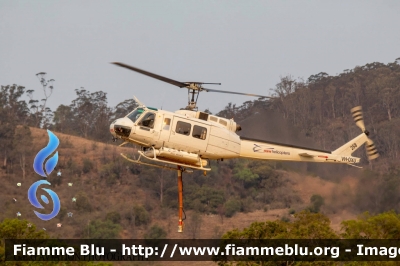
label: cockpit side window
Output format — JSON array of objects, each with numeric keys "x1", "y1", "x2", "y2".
[
  {"x1": 138, "y1": 112, "x2": 155, "y2": 128},
  {"x1": 126, "y1": 108, "x2": 144, "y2": 123}
]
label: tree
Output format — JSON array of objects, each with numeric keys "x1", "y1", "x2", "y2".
[
  {"x1": 325, "y1": 84, "x2": 338, "y2": 118},
  {"x1": 233, "y1": 161, "x2": 259, "y2": 188},
  {"x1": 271, "y1": 75, "x2": 297, "y2": 120},
  {"x1": 216, "y1": 102, "x2": 237, "y2": 120},
  {"x1": 158, "y1": 168, "x2": 165, "y2": 204},
  {"x1": 111, "y1": 98, "x2": 138, "y2": 121},
  {"x1": 250, "y1": 161, "x2": 284, "y2": 204},
  {"x1": 217, "y1": 211, "x2": 337, "y2": 265},
  {"x1": 186, "y1": 212, "x2": 203, "y2": 239},
  {"x1": 53, "y1": 104, "x2": 74, "y2": 134},
  {"x1": 221, "y1": 210, "x2": 338, "y2": 240},
  {"x1": 287, "y1": 211, "x2": 337, "y2": 239},
  {"x1": 187, "y1": 185, "x2": 225, "y2": 214},
  {"x1": 75, "y1": 191, "x2": 92, "y2": 212},
  {"x1": 341, "y1": 211, "x2": 400, "y2": 239},
  {"x1": 106, "y1": 211, "x2": 121, "y2": 224},
  {"x1": 0, "y1": 115, "x2": 14, "y2": 170},
  {"x1": 375, "y1": 71, "x2": 400, "y2": 121},
  {"x1": 222, "y1": 220, "x2": 287, "y2": 240},
  {"x1": 0, "y1": 219, "x2": 48, "y2": 263},
  {"x1": 144, "y1": 225, "x2": 167, "y2": 239},
  {"x1": 0, "y1": 84, "x2": 29, "y2": 170},
  {"x1": 308, "y1": 194, "x2": 325, "y2": 213},
  {"x1": 100, "y1": 161, "x2": 124, "y2": 185},
  {"x1": 139, "y1": 167, "x2": 176, "y2": 206},
  {"x1": 224, "y1": 198, "x2": 241, "y2": 218},
  {"x1": 86, "y1": 219, "x2": 121, "y2": 239},
  {"x1": 12, "y1": 125, "x2": 33, "y2": 180},
  {"x1": 69, "y1": 88, "x2": 112, "y2": 141},
  {"x1": 27, "y1": 72, "x2": 55, "y2": 128},
  {"x1": 132, "y1": 204, "x2": 150, "y2": 226},
  {"x1": 82, "y1": 158, "x2": 94, "y2": 173},
  {"x1": 0, "y1": 219, "x2": 48, "y2": 240}
]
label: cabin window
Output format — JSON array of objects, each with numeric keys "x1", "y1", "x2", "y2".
[
  {"x1": 209, "y1": 116, "x2": 218, "y2": 122},
  {"x1": 176, "y1": 121, "x2": 191, "y2": 136},
  {"x1": 192, "y1": 125, "x2": 207, "y2": 140},
  {"x1": 219, "y1": 119, "x2": 227, "y2": 126},
  {"x1": 198, "y1": 112, "x2": 209, "y2": 121},
  {"x1": 163, "y1": 118, "x2": 171, "y2": 130},
  {"x1": 126, "y1": 108, "x2": 144, "y2": 123},
  {"x1": 138, "y1": 112, "x2": 155, "y2": 128}
]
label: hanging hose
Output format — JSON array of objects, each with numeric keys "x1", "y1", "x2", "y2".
[{"x1": 182, "y1": 179, "x2": 186, "y2": 221}]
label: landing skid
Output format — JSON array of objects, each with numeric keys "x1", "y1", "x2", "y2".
[{"x1": 121, "y1": 153, "x2": 178, "y2": 171}]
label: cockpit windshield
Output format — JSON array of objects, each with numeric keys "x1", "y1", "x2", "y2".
[{"x1": 126, "y1": 108, "x2": 144, "y2": 123}]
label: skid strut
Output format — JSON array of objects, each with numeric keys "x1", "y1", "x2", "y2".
[{"x1": 177, "y1": 166, "x2": 184, "y2": 233}]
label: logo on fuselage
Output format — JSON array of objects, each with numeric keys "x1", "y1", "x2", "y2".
[
  {"x1": 253, "y1": 144, "x2": 273, "y2": 153},
  {"x1": 253, "y1": 144, "x2": 290, "y2": 155}
]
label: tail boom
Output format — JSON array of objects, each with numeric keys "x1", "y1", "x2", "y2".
[
  {"x1": 239, "y1": 137, "x2": 362, "y2": 165},
  {"x1": 238, "y1": 106, "x2": 376, "y2": 166}
]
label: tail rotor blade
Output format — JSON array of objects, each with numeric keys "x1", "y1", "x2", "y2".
[
  {"x1": 366, "y1": 139, "x2": 379, "y2": 160},
  {"x1": 350, "y1": 106, "x2": 379, "y2": 161},
  {"x1": 351, "y1": 106, "x2": 366, "y2": 132}
]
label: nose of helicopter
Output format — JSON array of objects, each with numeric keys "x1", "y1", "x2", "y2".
[{"x1": 110, "y1": 117, "x2": 134, "y2": 138}]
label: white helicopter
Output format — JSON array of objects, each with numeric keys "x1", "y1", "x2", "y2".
[{"x1": 110, "y1": 62, "x2": 378, "y2": 233}]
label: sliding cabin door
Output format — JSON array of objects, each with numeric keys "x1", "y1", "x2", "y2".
[{"x1": 168, "y1": 117, "x2": 209, "y2": 153}]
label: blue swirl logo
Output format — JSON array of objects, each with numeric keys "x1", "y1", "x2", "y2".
[
  {"x1": 28, "y1": 180, "x2": 61, "y2": 220},
  {"x1": 33, "y1": 130, "x2": 59, "y2": 177},
  {"x1": 28, "y1": 130, "x2": 61, "y2": 221}
]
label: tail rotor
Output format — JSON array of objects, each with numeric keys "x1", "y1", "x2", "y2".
[{"x1": 350, "y1": 106, "x2": 379, "y2": 160}]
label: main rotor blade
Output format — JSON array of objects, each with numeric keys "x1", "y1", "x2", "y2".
[
  {"x1": 112, "y1": 62, "x2": 187, "y2": 88},
  {"x1": 202, "y1": 87, "x2": 271, "y2": 98}
]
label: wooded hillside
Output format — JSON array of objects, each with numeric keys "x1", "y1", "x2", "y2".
[{"x1": 1, "y1": 59, "x2": 400, "y2": 242}]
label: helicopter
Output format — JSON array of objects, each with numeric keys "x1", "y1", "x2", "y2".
[{"x1": 110, "y1": 62, "x2": 379, "y2": 233}]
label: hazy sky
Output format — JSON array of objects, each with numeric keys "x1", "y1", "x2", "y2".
[{"x1": 1, "y1": 0, "x2": 399, "y2": 114}]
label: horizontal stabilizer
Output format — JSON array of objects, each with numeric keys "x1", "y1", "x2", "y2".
[{"x1": 347, "y1": 164, "x2": 363, "y2": 169}]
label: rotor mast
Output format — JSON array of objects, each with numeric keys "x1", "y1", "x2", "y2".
[
  {"x1": 185, "y1": 82, "x2": 221, "y2": 110},
  {"x1": 187, "y1": 87, "x2": 199, "y2": 110}
]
